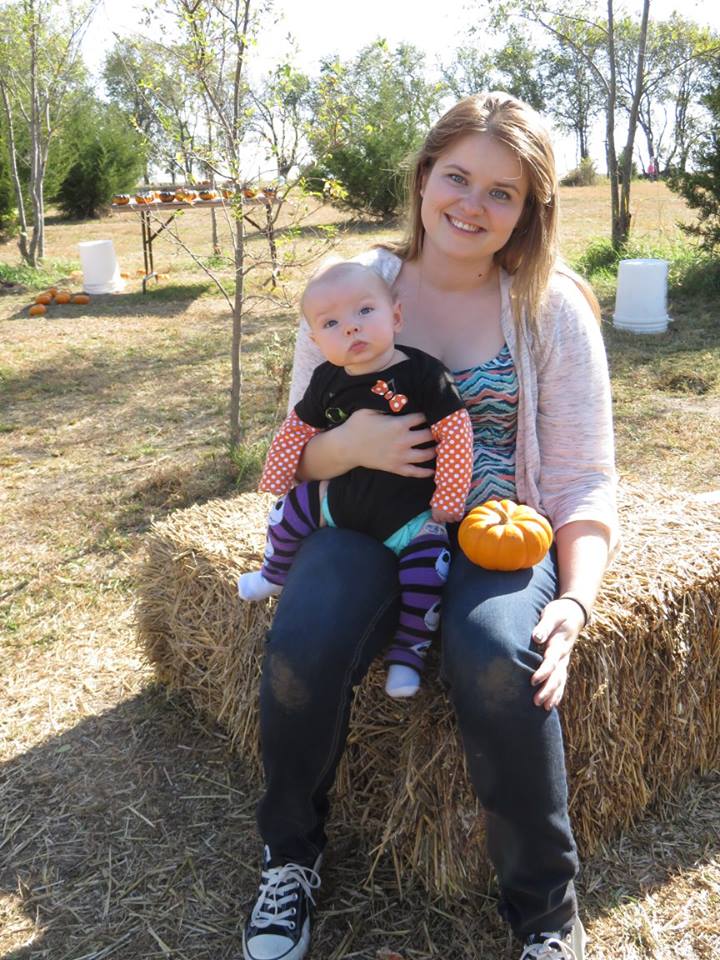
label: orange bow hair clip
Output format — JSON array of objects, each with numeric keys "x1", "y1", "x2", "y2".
[{"x1": 371, "y1": 379, "x2": 408, "y2": 413}]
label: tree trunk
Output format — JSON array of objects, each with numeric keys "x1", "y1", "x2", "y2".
[
  {"x1": 607, "y1": 1, "x2": 622, "y2": 249},
  {"x1": 264, "y1": 197, "x2": 279, "y2": 288},
  {"x1": 0, "y1": 83, "x2": 31, "y2": 263},
  {"x1": 615, "y1": 0, "x2": 650, "y2": 247},
  {"x1": 230, "y1": 194, "x2": 244, "y2": 448}
]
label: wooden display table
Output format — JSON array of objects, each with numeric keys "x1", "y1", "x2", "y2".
[{"x1": 111, "y1": 197, "x2": 274, "y2": 293}]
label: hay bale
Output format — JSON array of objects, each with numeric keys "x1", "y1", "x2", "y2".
[{"x1": 136, "y1": 485, "x2": 720, "y2": 899}]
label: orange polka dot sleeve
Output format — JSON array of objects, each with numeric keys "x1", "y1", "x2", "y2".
[
  {"x1": 429, "y1": 408, "x2": 473, "y2": 519},
  {"x1": 259, "y1": 411, "x2": 322, "y2": 496}
]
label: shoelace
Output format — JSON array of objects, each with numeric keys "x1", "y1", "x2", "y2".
[
  {"x1": 250, "y1": 862, "x2": 321, "y2": 931},
  {"x1": 520, "y1": 933, "x2": 578, "y2": 960}
]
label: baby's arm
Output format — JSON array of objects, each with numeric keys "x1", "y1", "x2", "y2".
[
  {"x1": 429, "y1": 408, "x2": 473, "y2": 522},
  {"x1": 259, "y1": 411, "x2": 322, "y2": 496}
]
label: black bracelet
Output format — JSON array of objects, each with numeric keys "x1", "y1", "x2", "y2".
[{"x1": 559, "y1": 593, "x2": 589, "y2": 628}]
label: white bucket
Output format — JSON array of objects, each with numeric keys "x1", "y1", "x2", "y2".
[
  {"x1": 78, "y1": 240, "x2": 125, "y2": 295},
  {"x1": 613, "y1": 258, "x2": 669, "y2": 334}
]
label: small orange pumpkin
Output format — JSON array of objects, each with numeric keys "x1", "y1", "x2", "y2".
[
  {"x1": 199, "y1": 189, "x2": 216, "y2": 200},
  {"x1": 458, "y1": 499, "x2": 553, "y2": 571},
  {"x1": 113, "y1": 194, "x2": 130, "y2": 205},
  {"x1": 71, "y1": 293, "x2": 90, "y2": 305},
  {"x1": 48, "y1": 287, "x2": 58, "y2": 297},
  {"x1": 29, "y1": 303, "x2": 47, "y2": 316},
  {"x1": 54, "y1": 291, "x2": 71, "y2": 304},
  {"x1": 159, "y1": 191, "x2": 175, "y2": 202},
  {"x1": 35, "y1": 292, "x2": 53, "y2": 304}
]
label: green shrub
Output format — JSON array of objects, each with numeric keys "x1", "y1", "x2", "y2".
[
  {"x1": 57, "y1": 105, "x2": 146, "y2": 219},
  {"x1": 572, "y1": 236, "x2": 720, "y2": 299},
  {"x1": 560, "y1": 157, "x2": 598, "y2": 187}
]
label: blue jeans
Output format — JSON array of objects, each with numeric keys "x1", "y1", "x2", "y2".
[{"x1": 257, "y1": 528, "x2": 578, "y2": 937}]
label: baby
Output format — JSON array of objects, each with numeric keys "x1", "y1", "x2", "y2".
[{"x1": 239, "y1": 260, "x2": 473, "y2": 697}]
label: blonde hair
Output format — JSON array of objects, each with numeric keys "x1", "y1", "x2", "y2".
[{"x1": 387, "y1": 91, "x2": 600, "y2": 330}]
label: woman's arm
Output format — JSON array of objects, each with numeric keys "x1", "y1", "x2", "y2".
[
  {"x1": 297, "y1": 409, "x2": 436, "y2": 482},
  {"x1": 529, "y1": 519, "x2": 610, "y2": 711}
]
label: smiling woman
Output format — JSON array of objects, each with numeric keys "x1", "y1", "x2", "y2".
[{"x1": 241, "y1": 91, "x2": 616, "y2": 960}]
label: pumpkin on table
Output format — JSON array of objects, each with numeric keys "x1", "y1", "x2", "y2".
[{"x1": 458, "y1": 499, "x2": 553, "y2": 571}]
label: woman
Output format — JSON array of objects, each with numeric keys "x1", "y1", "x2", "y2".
[{"x1": 242, "y1": 92, "x2": 617, "y2": 960}]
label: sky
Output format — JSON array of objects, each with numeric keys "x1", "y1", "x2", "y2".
[{"x1": 82, "y1": 0, "x2": 720, "y2": 175}]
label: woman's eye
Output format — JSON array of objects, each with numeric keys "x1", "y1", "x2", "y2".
[
  {"x1": 491, "y1": 189, "x2": 511, "y2": 201},
  {"x1": 449, "y1": 173, "x2": 466, "y2": 185}
]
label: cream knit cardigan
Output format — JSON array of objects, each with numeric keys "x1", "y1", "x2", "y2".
[{"x1": 288, "y1": 247, "x2": 618, "y2": 547}]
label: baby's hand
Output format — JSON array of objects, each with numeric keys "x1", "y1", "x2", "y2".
[{"x1": 431, "y1": 506, "x2": 460, "y2": 524}]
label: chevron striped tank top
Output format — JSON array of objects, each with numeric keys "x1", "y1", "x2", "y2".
[{"x1": 452, "y1": 343, "x2": 519, "y2": 511}]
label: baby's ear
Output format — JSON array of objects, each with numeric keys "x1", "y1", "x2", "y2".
[{"x1": 393, "y1": 299, "x2": 403, "y2": 330}]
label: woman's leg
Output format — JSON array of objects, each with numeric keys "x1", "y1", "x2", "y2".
[
  {"x1": 441, "y1": 547, "x2": 579, "y2": 939},
  {"x1": 257, "y1": 527, "x2": 400, "y2": 865}
]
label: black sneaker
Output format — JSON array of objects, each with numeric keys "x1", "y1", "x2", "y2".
[
  {"x1": 520, "y1": 917, "x2": 587, "y2": 960},
  {"x1": 242, "y1": 846, "x2": 322, "y2": 960}
]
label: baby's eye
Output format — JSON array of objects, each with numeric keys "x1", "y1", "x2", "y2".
[
  {"x1": 359, "y1": 305, "x2": 374, "y2": 315},
  {"x1": 322, "y1": 319, "x2": 337, "y2": 329}
]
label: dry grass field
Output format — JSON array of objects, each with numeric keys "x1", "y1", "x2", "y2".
[{"x1": 1, "y1": 181, "x2": 719, "y2": 960}]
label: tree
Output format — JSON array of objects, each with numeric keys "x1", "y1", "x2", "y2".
[
  {"x1": 103, "y1": 39, "x2": 171, "y2": 184},
  {"x1": 443, "y1": 27, "x2": 546, "y2": 110},
  {"x1": 667, "y1": 80, "x2": 720, "y2": 253},
  {"x1": 539, "y1": 23, "x2": 605, "y2": 160},
  {"x1": 249, "y1": 61, "x2": 312, "y2": 184},
  {"x1": 136, "y1": 0, "x2": 330, "y2": 447},
  {"x1": 0, "y1": 0, "x2": 98, "y2": 265},
  {"x1": 308, "y1": 40, "x2": 443, "y2": 218},
  {"x1": 57, "y1": 101, "x2": 147, "y2": 218},
  {"x1": 440, "y1": 46, "x2": 494, "y2": 101},
  {"x1": 613, "y1": 14, "x2": 719, "y2": 174},
  {"x1": 477, "y1": 0, "x2": 651, "y2": 249}
]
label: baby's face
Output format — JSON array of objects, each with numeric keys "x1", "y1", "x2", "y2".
[{"x1": 305, "y1": 270, "x2": 402, "y2": 373}]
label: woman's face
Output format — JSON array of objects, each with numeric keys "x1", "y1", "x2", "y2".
[{"x1": 420, "y1": 132, "x2": 530, "y2": 264}]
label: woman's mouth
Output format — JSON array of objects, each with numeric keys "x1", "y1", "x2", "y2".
[{"x1": 446, "y1": 214, "x2": 484, "y2": 234}]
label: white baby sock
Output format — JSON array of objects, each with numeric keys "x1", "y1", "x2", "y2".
[
  {"x1": 385, "y1": 663, "x2": 421, "y2": 698},
  {"x1": 238, "y1": 570, "x2": 283, "y2": 602}
]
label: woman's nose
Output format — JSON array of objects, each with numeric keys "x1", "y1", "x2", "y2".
[{"x1": 462, "y1": 189, "x2": 486, "y2": 215}]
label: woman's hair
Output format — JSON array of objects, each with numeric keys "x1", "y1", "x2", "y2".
[{"x1": 387, "y1": 91, "x2": 600, "y2": 328}]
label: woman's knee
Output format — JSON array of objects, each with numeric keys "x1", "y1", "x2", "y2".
[{"x1": 441, "y1": 554, "x2": 554, "y2": 715}]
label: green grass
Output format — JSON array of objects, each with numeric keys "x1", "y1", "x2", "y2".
[
  {"x1": 572, "y1": 236, "x2": 720, "y2": 299},
  {"x1": 0, "y1": 257, "x2": 78, "y2": 290}
]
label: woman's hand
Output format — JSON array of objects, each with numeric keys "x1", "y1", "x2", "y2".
[
  {"x1": 529, "y1": 597, "x2": 586, "y2": 711},
  {"x1": 343, "y1": 408, "x2": 435, "y2": 477}
]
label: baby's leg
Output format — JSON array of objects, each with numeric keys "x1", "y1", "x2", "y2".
[
  {"x1": 238, "y1": 481, "x2": 326, "y2": 601},
  {"x1": 385, "y1": 520, "x2": 451, "y2": 698}
]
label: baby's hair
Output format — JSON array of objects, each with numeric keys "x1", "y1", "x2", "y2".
[{"x1": 301, "y1": 259, "x2": 396, "y2": 319}]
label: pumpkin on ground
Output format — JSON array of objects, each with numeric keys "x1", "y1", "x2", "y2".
[
  {"x1": 54, "y1": 291, "x2": 71, "y2": 304},
  {"x1": 458, "y1": 499, "x2": 553, "y2": 571},
  {"x1": 29, "y1": 303, "x2": 47, "y2": 316},
  {"x1": 35, "y1": 292, "x2": 52, "y2": 305},
  {"x1": 71, "y1": 293, "x2": 90, "y2": 305}
]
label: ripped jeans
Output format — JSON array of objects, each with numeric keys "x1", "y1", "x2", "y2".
[{"x1": 256, "y1": 527, "x2": 578, "y2": 937}]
